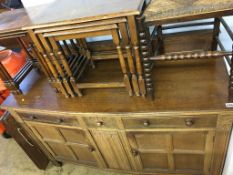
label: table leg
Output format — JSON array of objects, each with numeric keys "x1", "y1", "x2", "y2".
[
  {"x1": 16, "y1": 37, "x2": 34, "y2": 61},
  {"x1": 48, "y1": 37, "x2": 82, "y2": 97},
  {"x1": 157, "y1": 25, "x2": 165, "y2": 54},
  {"x1": 37, "y1": 33, "x2": 70, "y2": 98},
  {"x1": 127, "y1": 16, "x2": 146, "y2": 96},
  {"x1": 0, "y1": 63, "x2": 21, "y2": 94},
  {"x1": 229, "y1": 45, "x2": 233, "y2": 102},
  {"x1": 111, "y1": 29, "x2": 133, "y2": 96},
  {"x1": 118, "y1": 22, "x2": 140, "y2": 96},
  {"x1": 137, "y1": 16, "x2": 154, "y2": 99},
  {"x1": 212, "y1": 18, "x2": 221, "y2": 51}
]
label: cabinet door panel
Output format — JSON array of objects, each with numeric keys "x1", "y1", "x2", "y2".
[
  {"x1": 174, "y1": 154, "x2": 204, "y2": 171},
  {"x1": 91, "y1": 131, "x2": 131, "y2": 170},
  {"x1": 27, "y1": 122, "x2": 98, "y2": 166},
  {"x1": 141, "y1": 153, "x2": 168, "y2": 170},
  {"x1": 59, "y1": 128, "x2": 88, "y2": 144},
  {"x1": 173, "y1": 132, "x2": 206, "y2": 151},
  {"x1": 70, "y1": 145, "x2": 96, "y2": 165},
  {"x1": 34, "y1": 125, "x2": 63, "y2": 141},
  {"x1": 46, "y1": 142, "x2": 76, "y2": 161},
  {"x1": 134, "y1": 133, "x2": 167, "y2": 150},
  {"x1": 127, "y1": 130, "x2": 214, "y2": 174}
]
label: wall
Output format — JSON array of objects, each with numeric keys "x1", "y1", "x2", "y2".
[{"x1": 21, "y1": 0, "x2": 56, "y2": 8}]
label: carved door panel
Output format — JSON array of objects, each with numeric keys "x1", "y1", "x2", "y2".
[
  {"x1": 26, "y1": 122, "x2": 98, "y2": 166},
  {"x1": 127, "y1": 130, "x2": 215, "y2": 175},
  {"x1": 91, "y1": 130, "x2": 132, "y2": 170}
]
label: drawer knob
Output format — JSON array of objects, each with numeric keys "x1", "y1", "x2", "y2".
[
  {"x1": 185, "y1": 119, "x2": 194, "y2": 126},
  {"x1": 57, "y1": 119, "x2": 64, "y2": 123},
  {"x1": 96, "y1": 121, "x2": 104, "y2": 127},
  {"x1": 132, "y1": 149, "x2": 139, "y2": 157},
  {"x1": 143, "y1": 120, "x2": 150, "y2": 126},
  {"x1": 88, "y1": 146, "x2": 95, "y2": 152},
  {"x1": 30, "y1": 115, "x2": 37, "y2": 120}
]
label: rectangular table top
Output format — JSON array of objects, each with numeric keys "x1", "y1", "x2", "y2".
[
  {"x1": 0, "y1": 9, "x2": 30, "y2": 34},
  {"x1": 23, "y1": 0, "x2": 145, "y2": 29},
  {"x1": 144, "y1": 0, "x2": 233, "y2": 25},
  {"x1": 0, "y1": 0, "x2": 145, "y2": 32}
]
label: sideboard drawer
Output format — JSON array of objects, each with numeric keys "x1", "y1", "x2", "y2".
[
  {"x1": 83, "y1": 117, "x2": 118, "y2": 129},
  {"x1": 19, "y1": 113, "x2": 79, "y2": 126},
  {"x1": 122, "y1": 115, "x2": 217, "y2": 129}
]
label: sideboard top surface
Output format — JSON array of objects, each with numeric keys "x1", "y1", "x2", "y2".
[{"x1": 1, "y1": 58, "x2": 230, "y2": 114}]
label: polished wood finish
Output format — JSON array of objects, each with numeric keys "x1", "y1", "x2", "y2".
[
  {"x1": 150, "y1": 50, "x2": 232, "y2": 61},
  {"x1": 8, "y1": 0, "x2": 147, "y2": 97},
  {"x1": 144, "y1": 0, "x2": 233, "y2": 25},
  {"x1": 2, "y1": 30, "x2": 229, "y2": 112},
  {"x1": 22, "y1": 0, "x2": 145, "y2": 29},
  {"x1": 0, "y1": 3, "x2": 233, "y2": 175},
  {"x1": 1, "y1": 31, "x2": 233, "y2": 175},
  {"x1": 143, "y1": 0, "x2": 233, "y2": 100}
]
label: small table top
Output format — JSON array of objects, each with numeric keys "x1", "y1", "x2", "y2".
[
  {"x1": 0, "y1": 9, "x2": 30, "y2": 34},
  {"x1": 144, "y1": 0, "x2": 233, "y2": 25},
  {"x1": 23, "y1": 0, "x2": 145, "y2": 29}
]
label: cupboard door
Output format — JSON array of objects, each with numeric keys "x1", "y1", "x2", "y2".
[
  {"x1": 26, "y1": 122, "x2": 98, "y2": 166},
  {"x1": 127, "y1": 130, "x2": 215, "y2": 175},
  {"x1": 91, "y1": 131, "x2": 131, "y2": 170}
]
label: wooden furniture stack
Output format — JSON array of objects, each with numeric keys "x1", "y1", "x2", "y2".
[
  {"x1": 142, "y1": 0, "x2": 233, "y2": 101},
  {"x1": 22, "y1": 0, "x2": 148, "y2": 98},
  {"x1": 0, "y1": 1, "x2": 233, "y2": 175},
  {"x1": 0, "y1": 9, "x2": 37, "y2": 94}
]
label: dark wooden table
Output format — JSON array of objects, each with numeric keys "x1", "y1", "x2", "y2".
[
  {"x1": 21, "y1": 0, "x2": 148, "y2": 98},
  {"x1": 0, "y1": 9, "x2": 35, "y2": 95},
  {"x1": 140, "y1": 0, "x2": 233, "y2": 101},
  {"x1": 23, "y1": 0, "x2": 145, "y2": 29},
  {"x1": 144, "y1": 0, "x2": 233, "y2": 25}
]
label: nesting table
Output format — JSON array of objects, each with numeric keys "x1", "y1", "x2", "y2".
[
  {"x1": 142, "y1": 0, "x2": 233, "y2": 101},
  {"x1": 0, "y1": 9, "x2": 37, "y2": 94},
  {"x1": 22, "y1": 0, "x2": 148, "y2": 98}
]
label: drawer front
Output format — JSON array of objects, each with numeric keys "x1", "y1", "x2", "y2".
[
  {"x1": 83, "y1": 117, "x2": 118, "y2": 129},
  {"x1": 123, "y1": 115, "x2": 217, "y2": 129},
  {"x1": 18, "y1": 113, "x2": 79, "y2": 126}
]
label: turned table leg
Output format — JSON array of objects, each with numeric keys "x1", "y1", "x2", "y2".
[
  {"x1": 229, "y1": 45, "x2": 233, "y2": 102},
  {"x1": 111, "y1": 29, "x2": 133, "y2": 96},
  {"x1": 137, "y1": 16, "x2": 154, "y2": 99},
  {"x1": 127, "y1": 16, "x2": 146, "y2": 96},
  {"x1": 118, "y1": 22, "x2": 140, "y2": 96},
  {"x1": 212, "y1": 18, "x2": 221, "y2": 51}
]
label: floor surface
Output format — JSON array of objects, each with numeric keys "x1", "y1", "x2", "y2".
[{"x1": 0, "y1": 136, "x2": 128, "y2": 175}]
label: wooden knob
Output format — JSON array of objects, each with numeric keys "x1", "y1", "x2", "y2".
[
  {"x1": 30, "y1": 115, "x2": 37, "y2": 120},
  {"x1": 57, "y1": 118, "x2": 64, "y2": 123},
  {"x1": 143, "y1": 120, "x2": 150, "y2": 126},
  {"x1": 185, "y1": 119, "x2": 194, "y2": 127},
  {"x1": 88, "y1": 146, "x2": 95, "y2": 152},
  {"x1": 96, "y1": 121, "x2": 103, "y2": 127},
  {"x1": 132, "y1": 149, "x2": 139, "y2": 157}
]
